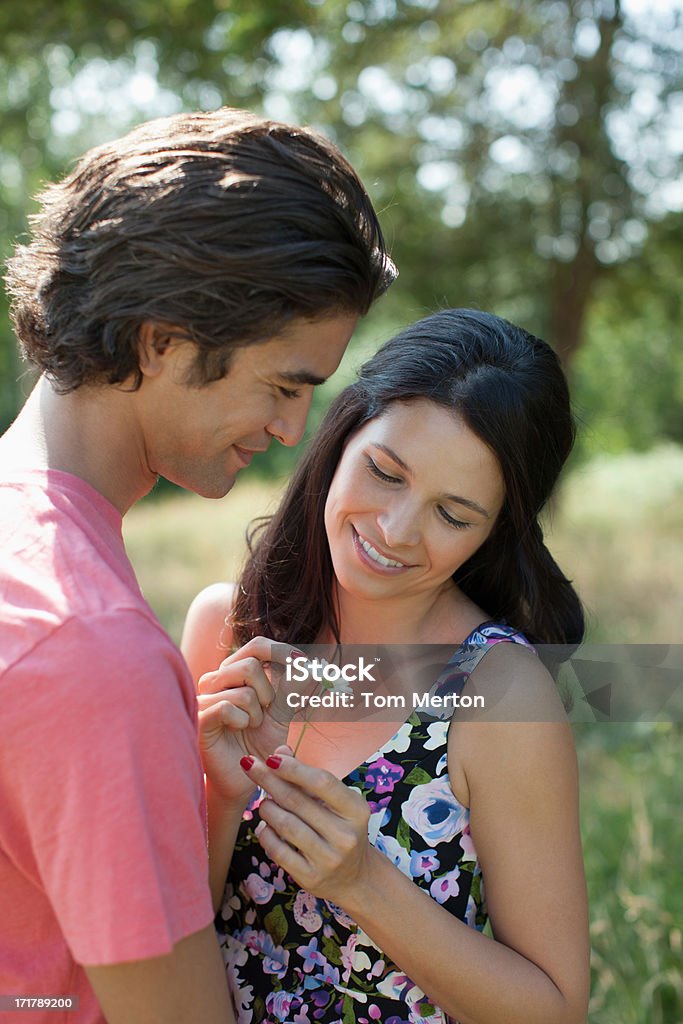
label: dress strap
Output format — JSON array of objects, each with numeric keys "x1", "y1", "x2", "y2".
[{"x1": 431, "y1": 621, "x2": 535, "y2": 704}]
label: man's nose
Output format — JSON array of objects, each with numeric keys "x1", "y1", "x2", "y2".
[{"x1": 266, "y1": 391, "x2": 314, "y2": 447}]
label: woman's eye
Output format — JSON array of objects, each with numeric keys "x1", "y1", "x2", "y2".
[
  {"x1": 366, "y1": 457, "x2": 401, "y2": 483},
  {"x1": 438, "y1": 506, "x2": 471, "y2": 530},
  {"x1": 278, "y1": 386, "x2": 302, "y2": 400}
]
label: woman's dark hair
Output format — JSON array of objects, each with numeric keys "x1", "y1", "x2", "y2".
[
  {"x1": 5, "y1": 108, "x2": 395, "y2": 392},
  {"x1": 232, "y1": 308, "x2": 584, "y2": 649}
]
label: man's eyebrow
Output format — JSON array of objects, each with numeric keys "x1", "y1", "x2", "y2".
[
  {"x1": 278, "y1": 370, "x2": 327, "y2": 387},
  {"x1": 372, "y1": 442, "x2": 491, "y2": 518}
]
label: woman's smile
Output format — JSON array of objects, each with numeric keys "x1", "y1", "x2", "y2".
[{"x1": 352, "y1": 526, "x2": 413, "y2": 572}]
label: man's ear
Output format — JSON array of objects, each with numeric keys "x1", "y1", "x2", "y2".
[{"x1": 137, "y1": 321, "x2": 177, "y2": 378}]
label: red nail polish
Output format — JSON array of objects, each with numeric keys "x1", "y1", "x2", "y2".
[
  {"x1": 266, "y1": 755, "x2": 282, "y2": 770},
  {"x1": 240, "y1": 755, "x2": 254, "y2": 772}
]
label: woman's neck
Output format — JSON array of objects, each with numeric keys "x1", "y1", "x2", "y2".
[{"x1": 332, "y1": 581, "x2": 483, "y2": 646}]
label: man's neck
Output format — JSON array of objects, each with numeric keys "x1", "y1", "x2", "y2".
[{"x1": 0, "y1": 376, "x2": 157, "y2": 515}]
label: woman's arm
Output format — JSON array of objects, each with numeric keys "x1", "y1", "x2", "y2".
[
  {"x1": 242, "y1": 645, "x2": 590, "y2": 1024},
  {"x1": 181, "y1": 581, "x2": 237, "y2": 683},
  {"x1": 181, "y1": 591, "x2": 295, "y2": 911}
]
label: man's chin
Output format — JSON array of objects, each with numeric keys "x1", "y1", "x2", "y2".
[
  {"x1": 162, "y1": 473, "x2": 237, "y2": 500},
  {"x1": 199, "y1": 476, "x2": 237, "y2": 499}
]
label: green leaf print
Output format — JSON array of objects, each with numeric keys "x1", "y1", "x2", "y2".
[
  {"x1": 342, "y1": 994, "x2": 357, "y2": 1024},
  {"x1": 322, "y1": 934, "x2": 343, "y2": 965},
  {"x1": 404, "y1": 765, "x2": 432, "y2": 786},
  {"x1": 397, "y1": 816, "x2": 412, "y2": 851},
  {"x1": 264, "y1": 904, "x2": 289, "y2": 946}
]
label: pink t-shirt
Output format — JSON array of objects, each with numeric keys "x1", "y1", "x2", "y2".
[{"x1": 0, "y1": 470, "x2": 214, "y2": 1022}]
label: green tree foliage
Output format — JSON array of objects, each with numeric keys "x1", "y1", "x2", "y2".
[{"x1": 1, "y1": 0, "x2": 681, "y2": 457}]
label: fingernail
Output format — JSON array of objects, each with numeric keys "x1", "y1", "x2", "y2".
[
  {"x1": 266, "y1": 755, "x2": 282, "y2": 770},
  {"x1": 291, "y1": 649, "x2": 306, "y2": 659},
  {"x1": 240, "y1": 755, "x2": 254, "y2": 772}
]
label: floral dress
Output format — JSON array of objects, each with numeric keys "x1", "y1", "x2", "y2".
[{"x1": 218, "y1": 623, "x2": 534, "y2": 1024}]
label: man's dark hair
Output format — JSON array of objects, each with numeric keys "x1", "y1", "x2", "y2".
[{"x1": 5, "y1": 108, "x2": 396, "y2": 391}]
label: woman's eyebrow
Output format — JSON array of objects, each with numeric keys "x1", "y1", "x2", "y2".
[
  {"x1": 372, "y1": 443, "x2": 490, "y2": 518},
  {"x1": 372, "y1": 442, "x2": 412, "y2": 473},
  {"x1": 443, "y1": 493, "x2": 491, "y2": 518}
]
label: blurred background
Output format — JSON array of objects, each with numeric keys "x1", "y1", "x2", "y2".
[{"x1": 1, "y1": 2, "x2": 681, "y2": 1020}]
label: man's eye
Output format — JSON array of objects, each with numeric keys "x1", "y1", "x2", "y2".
[
  {"x1": 366, "y1": 457, "x2": 401, "y2": 483},
  {"x1": 278, "y1": 386, "x2": 302, "y2": 400}
]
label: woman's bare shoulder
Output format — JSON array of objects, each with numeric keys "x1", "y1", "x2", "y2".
[{"x1": 181, "y1": 582, "x2": 238, "y2": 683}]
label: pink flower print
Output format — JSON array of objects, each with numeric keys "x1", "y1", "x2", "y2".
[
  {"x1": 367, "y1": 794, "x2": 393, "y2": 814},
  {"x1": 376, "y1": 971, "x2": 417, "y2": 1002},
  {"x1": 243, "y1": 872, "x2": 274, "y2": 905},
  {"x1": 293, "y1": 889, "x2": 323, "y2": 933},
  {"x1": 430, "y1": 867, "x2": 461, "y2": 905},
  {"x1": 272, "y1": 867, "x2": 287, "y2": 892},
  {"x1": 220, "y1": 886, "x2": 241, "y2": 923},
  {"x1": 365, "y1": 757, "x2": 405, "y2": 795},
  {"x1": 409, "y1": 1003, "x2": 442, "y2": 1024},
  {"x1": 459, "y1": 823, "x2": 477, "y2": 861},
  {"x1": 409, "y1": 849, "x2": 440, "y2": 881},
  {"x1": 265, "y1": 990, "x2": 296, "y2": 1019},
  {"x1": 296, "y1": 936, "x2": 326, "y2": 973},
  {"x1": 225, "y1": 961, "x2": 254, "y2": 1023},
  {"x1": 340, "y1": 932, "x2": 358, "y2": 974},
  {"x1": 324, "y1": 899, "x2": 356, "y2": 930},
  {"x1": 314, "y1": 961, "x2": 340, "y2": 986},
  {"x1": 259, "y1": 933, "x2": 289, "y2": 978}
]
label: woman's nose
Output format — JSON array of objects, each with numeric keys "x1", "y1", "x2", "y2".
[{"x1": 376, "y1": 499, "x2": 421, "y2": 550}]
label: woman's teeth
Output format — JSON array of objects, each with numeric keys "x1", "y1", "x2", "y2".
[{"x1": 359, "y1": 535, "x2": 404, "y2": 568}]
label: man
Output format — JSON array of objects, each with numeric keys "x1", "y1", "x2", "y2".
[{"x1": 0, "y1": 108, "x2": 394, "y2": 1023}]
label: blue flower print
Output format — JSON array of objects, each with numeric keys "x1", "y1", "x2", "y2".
[
  {"x1": 297, "y1": 937, "x2": 327, "y2": 973},
  {"x1": 402, "y1": 778, "x2": 468, "y2": 846}
]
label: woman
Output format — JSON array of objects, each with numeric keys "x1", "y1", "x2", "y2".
[{"x1": 182, "y1": 309, "x2": 590, "y2": 1024}]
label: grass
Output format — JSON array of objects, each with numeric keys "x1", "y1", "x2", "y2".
[
  {"x1": 123, "y1": 444, "x2": 683, "y2": 1024},
  {"x1": 578, "y1": 723, "x2": 683, "y2": 1024},
  {"x1": 548, "y1": 444, "x2": 683, "y2": 643}
]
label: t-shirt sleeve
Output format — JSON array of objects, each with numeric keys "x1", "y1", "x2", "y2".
[{"x1": 1, "y1": 610, "x2": 214, "y2": 965}]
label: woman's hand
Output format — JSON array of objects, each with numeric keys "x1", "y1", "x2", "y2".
[
  {"x1": 239, "y1": 751, "x2": 372, "y2": 906},
  {"x1": 196, "y1": 637, "x2": 304, "y2": 805}
]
